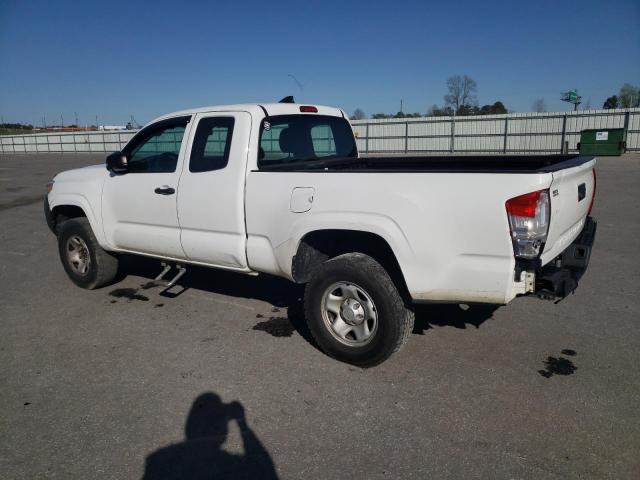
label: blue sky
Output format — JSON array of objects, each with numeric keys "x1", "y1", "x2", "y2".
[{"x1": 1, "y1": 0, "x2": 638, "y2": 125}]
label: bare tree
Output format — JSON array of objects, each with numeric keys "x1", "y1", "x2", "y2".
[
  {"x1": 427, "y1": 104, "x2": 441, "y2": 116},
  {"x1": 444, "y1": 75, "x2": 477, "y2": 113},
  {"x1": 350, "y1": 108, "x2": 366, "y2": 120},
  {"x1": 532, "y1": 98, "x2": 546, "y2": 113},
  {"x1": 427, "y1": 104, "x2": 454, "y2": 117},
  {"x1": 618, "y1": 84, "x2": 640, "y2": 108}
]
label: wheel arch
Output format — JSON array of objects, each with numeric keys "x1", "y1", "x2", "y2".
[
  {"x1": 291, "y1": 229, "x2": 411, "y2": 302},
  {"x1": 51, "y1": 204, "x2": 86, "y2": 223},
  {"x1": 48, "y1": 195, "x2": 106, "y2": 246}
]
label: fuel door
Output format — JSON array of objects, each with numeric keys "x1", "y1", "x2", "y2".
[{"x1": 290, "y1": 187, "x2": 315, "y2": 213}]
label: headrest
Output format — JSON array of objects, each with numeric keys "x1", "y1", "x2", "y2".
[{"x1": 279, "y1": 127, "x2": 296, "y2": 154}]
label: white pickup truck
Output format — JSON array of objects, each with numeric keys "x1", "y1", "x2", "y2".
[{"x1": 45, "y1": 100, "x2": 597, "y2": 366}]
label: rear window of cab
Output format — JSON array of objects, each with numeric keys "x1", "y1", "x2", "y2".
[{"x1": 258, "y1": 115, "x2": 357, "y2": 167}]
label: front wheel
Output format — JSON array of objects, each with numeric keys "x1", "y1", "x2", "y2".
[
  {"x1": 57, "y1": 217, "x2": 119, "y2": 289},
  {"x1": 304, "y1": 253, "x2": 414, "y2": 367}
]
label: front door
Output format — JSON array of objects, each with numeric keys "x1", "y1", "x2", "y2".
[{"x1": 101, "y1": 116, "x2": 191, "y2": 259}]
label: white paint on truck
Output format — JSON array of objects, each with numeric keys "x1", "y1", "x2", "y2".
[{"x1": 48, "y1": 102, "x2": 596, "y2": 304}]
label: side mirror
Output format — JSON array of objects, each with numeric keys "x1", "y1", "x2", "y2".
[{"x1": 106, "y1": 152, "x2": 129, "y2": 173}]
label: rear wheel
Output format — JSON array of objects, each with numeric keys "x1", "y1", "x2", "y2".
[
  {"x1": 57, "y1": 217, "x2": 118, "y2": 289},
  {"x1": 304, "y1": 253, "x2": 414, "y2": 367}
]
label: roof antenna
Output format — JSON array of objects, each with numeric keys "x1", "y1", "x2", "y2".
[
  {"x1": 279, "y1": 96, "x2": 295, "y2": 103},
  {"x1": 288, "y1": 73, "x2": 305, "y2": 92}
]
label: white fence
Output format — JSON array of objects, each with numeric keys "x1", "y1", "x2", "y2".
[
  {"x1": 0, "y1": 130, "x2": 137, "y2": 154},
  {"x1": 351, "y1": 108, "x2": 639, "y2": 154},
  {"x1": 1, "y1": 108, "x2": 639, "y2": 154}
]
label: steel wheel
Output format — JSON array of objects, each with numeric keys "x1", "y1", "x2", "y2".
[
  {"x1": 66, "y1": 235, "x2": 91, "y2": 275},
  {"x1": 321, "y1": 281, "x2": 378, "y2": 346}
]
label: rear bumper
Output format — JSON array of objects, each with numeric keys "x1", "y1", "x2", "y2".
[{"x1": 534, "y1": 216, "x2": 597, "y2": 300}]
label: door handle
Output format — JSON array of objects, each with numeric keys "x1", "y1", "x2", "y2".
[{"x1": 154, "y1": 186, "x2": 175, "y2": 195}]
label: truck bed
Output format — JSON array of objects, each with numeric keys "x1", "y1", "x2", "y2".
[
  {"x1": 248, "y1": 151, "x2": 596, "y2": 303},
  {"x1": 258, "y1": 154, "x2": 594, "y2": 174}
]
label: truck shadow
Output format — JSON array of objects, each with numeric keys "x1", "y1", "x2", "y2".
[
  {"x1": 117, "y1": 254, "x2": 301, "y2": 306},
  {"x1": 412, "y1": 304, "x2": 498, "y2": 334},
  {"x1": 118, "y1": 256, "x2": 498, "y2": 343}
]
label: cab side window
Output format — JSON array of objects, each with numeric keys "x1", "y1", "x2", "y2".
[
  {"x1": 125, "y1": 117, "x2": 189, "y2": 173},
  {"x1": 189, "y1": 117, "x2": 235, "y2": 172}
]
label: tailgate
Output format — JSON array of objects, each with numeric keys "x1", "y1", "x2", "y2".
[{"x1": 540, "y1": 158, "x2": 596, "y2": 265}]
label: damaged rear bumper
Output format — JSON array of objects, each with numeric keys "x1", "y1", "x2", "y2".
[{"x1": 534, "y1": 216, "x2": 597, "y2": 300}]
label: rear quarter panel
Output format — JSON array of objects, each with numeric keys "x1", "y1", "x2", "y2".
[{"x1": 245, "y1": 170, "x2": 553, "y2": 304}]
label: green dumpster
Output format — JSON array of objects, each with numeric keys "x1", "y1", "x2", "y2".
[{"x1": 578, "y1": 128, "x2": 626, "y2": 156}]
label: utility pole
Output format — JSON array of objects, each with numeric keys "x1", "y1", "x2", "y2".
[
  {"x1": 400, "y1": 99, "x2": 404, "y2": 114},
  {"x1": 60, "y1": 114, "x2": 64, "y2": 128},
  {"x1": 95, "y1": 115, "x2": 99, "y2": 129},
  {"x1": 74, "y1": 112, "x2": 79, "y2": 127}
]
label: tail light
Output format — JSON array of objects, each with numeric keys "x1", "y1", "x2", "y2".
[
  {"x1": 299, "y1": 106, "x2": 318, "y2": 113},
  {"x1": 506, "y1": 189, "x2": 550, "y2": 259},
  {"x1": 588, "y1": 169, "x2": 596, "y2": 215}
]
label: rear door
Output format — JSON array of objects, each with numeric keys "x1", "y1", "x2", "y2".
[
  {"x1": 177, "y1": 111, "x2": 252, "y2": 270},
  {"x1": 541, "y1": 159, "x2": 596, "y2": 264}
]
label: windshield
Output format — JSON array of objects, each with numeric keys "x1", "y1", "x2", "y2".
[{"x1": 258, "y1": 115, "x2": 357, "y2": 167}]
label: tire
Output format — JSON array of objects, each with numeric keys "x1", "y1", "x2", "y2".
[
  {"x1": 57, "y1": 217, "x2": 118, "y2": 289},
  {"x1": 304, "y1": 253, "x2": 414, "y2": 367}
]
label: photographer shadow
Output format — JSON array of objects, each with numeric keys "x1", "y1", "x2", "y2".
[{"x1": 143, "y1": 392, "x2": 278, "y2": 480}]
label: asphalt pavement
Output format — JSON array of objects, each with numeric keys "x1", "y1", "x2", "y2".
[{"x1": 1, "y1": 152, "x2": 639, "y2": 479}]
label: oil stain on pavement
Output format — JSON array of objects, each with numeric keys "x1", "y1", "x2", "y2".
[{"x1": 539, "y1": 349, "x2": 578, "y2": 378}]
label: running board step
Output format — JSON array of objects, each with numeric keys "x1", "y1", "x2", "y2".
[{"x1": 145, "y1": 262, "x2": 187, "y2": 290}]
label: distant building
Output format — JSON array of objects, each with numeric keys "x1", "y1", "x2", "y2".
[{"x1": 98, "y1": 125, "x2": 126, "y2": 131}]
